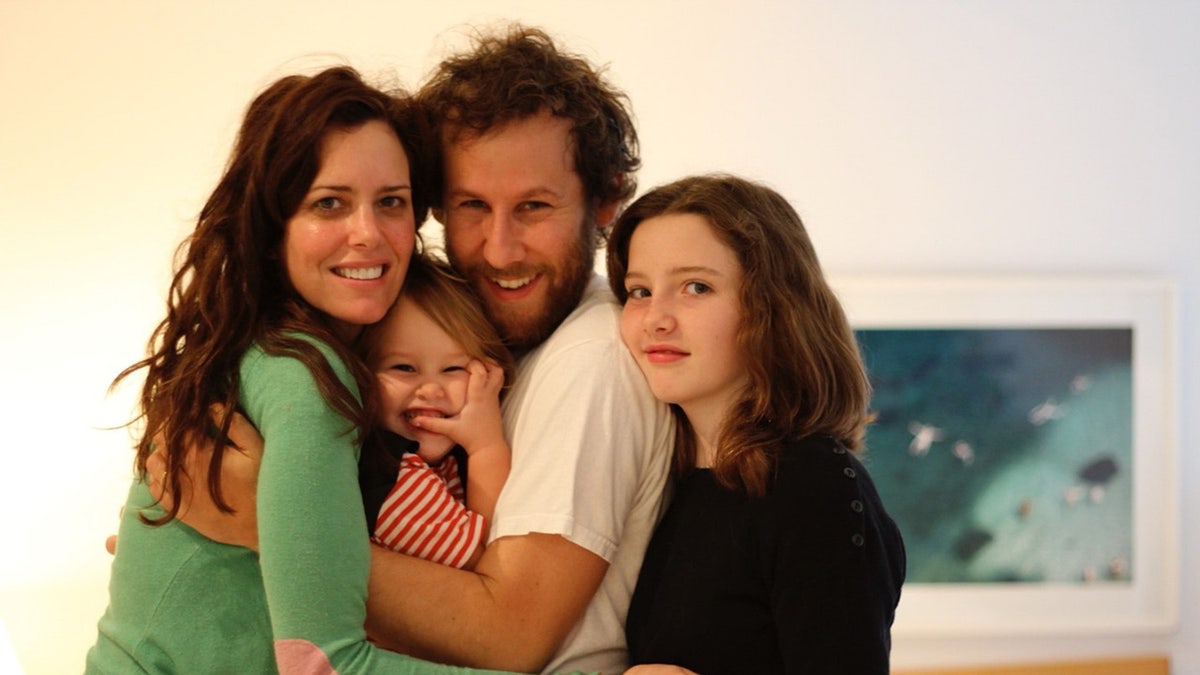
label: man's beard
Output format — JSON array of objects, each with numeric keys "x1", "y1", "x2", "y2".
[{"x1": 451, "y1": 219, "x2": 597, "y2": 352}]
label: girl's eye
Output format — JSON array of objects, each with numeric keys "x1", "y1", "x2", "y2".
[
  {"x1": 390, "y1": 364, "x2": 416, "y2": 373},
  {"x1": 683, "y1": 281, "x2": 712, "y2": 295},
  {"x1": 626, "y1": 287, "x2": 650, "y2": 300},
  {"x1": 443, "y1": 365, "x2": 467, "y2": 374}
]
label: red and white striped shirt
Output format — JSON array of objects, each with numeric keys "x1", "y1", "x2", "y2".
[{"x1": 371, "y1": 453, "x2": 485, "y2": 569}]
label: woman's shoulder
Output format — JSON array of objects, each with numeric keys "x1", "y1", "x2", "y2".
[
  {"x1": 237, "y1": 331, "x2": 358, "y2": 418},
  {"x1": 239, "y1": 331, "x2": 350, "y2": 379}
]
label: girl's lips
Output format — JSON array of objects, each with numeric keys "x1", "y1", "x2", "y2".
[
  {"x1": 644, "y1": 345, "x2": 688, "y2": 364},
  {"x1": 401, "y1": 408, "x2": 452, "y2": 436}
]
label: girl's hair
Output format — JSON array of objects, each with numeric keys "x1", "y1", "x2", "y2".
[
  {"x1": 607, "y1": 174, "x2": 872, "y2": 497},
  {"x1": 113, "y1": 66, "x2": 432, "y2": 522},
  {"x1": 357, "y1": 254, "x2": 514, "y2": 387},
  {"x1": 355, "y1": 255, "x2": 513, "y2": 476}
]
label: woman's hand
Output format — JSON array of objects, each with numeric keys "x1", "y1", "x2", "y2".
[{"x1": 148, "y1": 406, "x2": 264, "y2": 551}]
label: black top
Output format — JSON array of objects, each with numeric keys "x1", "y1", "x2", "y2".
[
  {"x1": 625, "y1": 435, "x2": 906, "y2": 675},
  {"x1": 357, "y1": 431, "x2": 468, "y2": 531}
]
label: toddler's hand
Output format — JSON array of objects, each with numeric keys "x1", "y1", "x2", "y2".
[{"x1": 412, "y1": 360, "x2": 506, "y2": 457}]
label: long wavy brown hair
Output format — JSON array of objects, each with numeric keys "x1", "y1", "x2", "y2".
[
  {"x1": 113, "y1": 66, "x2": 432, "y2": 522},
  {"x1": 607, "y1": 174, "x2": 873, "y2": 497},
  {"x1": 417, "y1": 24, "x2": 639, "y2": 218}
]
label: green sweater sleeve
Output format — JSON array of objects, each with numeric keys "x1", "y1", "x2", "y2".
[{"x1": 239, "y1": 338, "x2": 520, "y2": 675}]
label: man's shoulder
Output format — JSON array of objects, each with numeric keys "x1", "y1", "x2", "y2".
[
  {"x1": 555, "y1": 274, "x2": 620, "y2": 334},
  {"x1": 527, "y1": 275, "x2": 620, "y2": 358},
  {"x1": 510, "y1": 275, "x2": 659, "y2": 408}
]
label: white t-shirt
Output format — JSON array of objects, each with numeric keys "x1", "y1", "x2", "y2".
[{"x1": 490, "y1": 275, "x2": 674, "y2": 675}]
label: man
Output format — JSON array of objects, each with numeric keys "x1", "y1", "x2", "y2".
[
  {"x1": 362, "y1": 28, "x2": 673, "y2": 673},
  {"x1": 157, "y1": 26, "x2": 673, "y2": 675}
]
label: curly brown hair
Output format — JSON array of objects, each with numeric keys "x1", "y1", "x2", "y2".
[
  {"x1": 607, "y1": 174, "x2": 873, "y2": 496},
  {"x1": 417, "y1": 24, "x2": 640, "y2": 211},
  {"x1": 113, "y1": 66, "x2": 432, "y2": 522}
]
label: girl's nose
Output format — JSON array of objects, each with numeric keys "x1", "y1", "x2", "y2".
[
  {"x1": 644, "y1": 297, "x2": 676, "y2": 334},
  {"x1": 414, "y1": 380, "x2": 445, "y2": 400}
]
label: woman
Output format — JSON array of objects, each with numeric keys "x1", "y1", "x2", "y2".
[
  {"x1": 86, "y1": 66, "x2": 515, "y2": 674},
  {"x1": 607, "y1": 174, "x2": 906, "y2": 675}
]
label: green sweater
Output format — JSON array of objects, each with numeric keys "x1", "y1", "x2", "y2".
[{"x1": 86, "y1": 337, "x2": 520, "y2": 674}]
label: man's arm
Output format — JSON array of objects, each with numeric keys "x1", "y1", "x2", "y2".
[{"x1": 367, "y1": 533, "x2": 607, "y2": 673}]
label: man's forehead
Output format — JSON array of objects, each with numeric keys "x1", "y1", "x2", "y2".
[
  {"x1": 441, "y1": 111, "x2": 575, "y2": 151},
  {"x1": 444, "y1": 125, "x2": 579, "y2": 183}
]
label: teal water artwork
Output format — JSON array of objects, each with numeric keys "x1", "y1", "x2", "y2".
[{"x1": 856, "y1": 328, "x2": 1133, "y2": 585}]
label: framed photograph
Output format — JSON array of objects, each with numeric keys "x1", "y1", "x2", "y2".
[{"x1": 829, "y1": 276, "x2": 1178, "y2": 636}]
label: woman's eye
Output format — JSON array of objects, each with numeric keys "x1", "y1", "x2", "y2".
[
  {"x1": 684, "y1": 281, "x2": 712, "y2": 295},
  {"x1": 314, "y1": 196, "x2": 341, "y2": 211},
  {"x1": 380, "y1": 195, "x2": 407, "y2": 209}
]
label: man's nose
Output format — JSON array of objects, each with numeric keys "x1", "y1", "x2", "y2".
[{"x1": 481, "y1": 212, "x2": 524, "y2": 269}]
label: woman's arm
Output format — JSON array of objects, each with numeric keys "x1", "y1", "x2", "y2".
[{"x1": 241, "y1": 343, "x2": 521, "y2": 675}]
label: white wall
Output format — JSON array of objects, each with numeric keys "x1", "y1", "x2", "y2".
[{"x1": 1, "y1": 1, "x2": 1195, "y2": 673}]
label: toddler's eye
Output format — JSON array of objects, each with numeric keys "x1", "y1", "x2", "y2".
[{"x1": 390, "y1": 364, "x2": 416, "y2": 373}]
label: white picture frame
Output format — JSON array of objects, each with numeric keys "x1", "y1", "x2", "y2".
[{"x1": 829, "y1": 275, "x2": 1179, "y2": 636}]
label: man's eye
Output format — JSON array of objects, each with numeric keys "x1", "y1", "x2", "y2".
[{"x1": 519, "y1": 201, "x2": 550, "y2": 211}]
